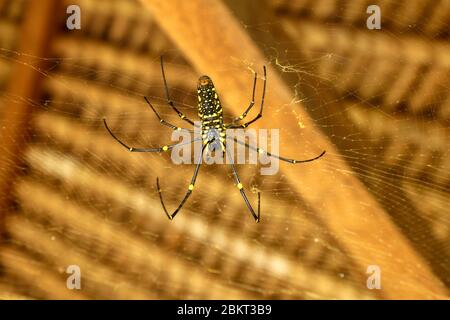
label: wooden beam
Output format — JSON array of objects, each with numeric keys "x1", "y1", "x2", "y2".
[
  {"x1": 0, "y1": 0, "x2": 58, "y2": 235},
  {"x1": 140, "y1": 0, "x2": 448, "y2": 298}
]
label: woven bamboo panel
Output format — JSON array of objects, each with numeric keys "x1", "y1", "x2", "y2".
[
  {"x1": 0, "y1": 0, "x2": 25, "y2": 293},
  {"x1": 0, "y1": 1, "x2": 25, "y2": 54},
  {"x1": 0, "y1": 0, "x2": 25, "y2": 99},
  {"x1": 271, "y1": 0, "x2": 449, "y2": 38},
  {"x1": 0, "y1": 0, "x2": 26, "y2": 22},
  {"x1": 282, "y1": 20, "x2": 450, "y2": 119},
  {"x1": 346, "y1": 103, "x2": 449, "y2": 182},
  {"x1": 345, "y1": 103, "x2": 449, "y2": 262},
  {"x1": 269, "y1": 0, "x2": 450, "y2": 290},
  {"x1": 0, "y1": 0, "x2": 449, "y2": 299}
]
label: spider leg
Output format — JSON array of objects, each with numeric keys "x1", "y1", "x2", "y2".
[
  {"x1": 230, "y1": 71, "x2": 257, "y2": 123},
  {"x1": 156, "y1": 143, "x2": 208, "y2": 220},
  {"x1": 144, "y1": 97, "x2": 195, "y2": 132},
  {"x1": 229, "y1": 136, "x2": 325, "y2": 163},
  {"x1": 224, "y1": 146, "x2": 261, "y2": 223},
  {"x1": 226, "y1": 65, "x2": 266, "y2": 129},
  {"x1": 103, "y1": 119, "x2": 200, "y2": 152},
  {"x1": 160, "y1": 56, "x2": 197, "y2": 126}
]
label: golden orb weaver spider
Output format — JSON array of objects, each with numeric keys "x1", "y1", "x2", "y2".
[{"x1": 103, "y1": 56, "x2": 325, "y2": 222}]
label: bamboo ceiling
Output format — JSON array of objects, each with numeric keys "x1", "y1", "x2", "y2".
[{"x1": 0, "y1": 0, "x2": 448, "y2": 299}]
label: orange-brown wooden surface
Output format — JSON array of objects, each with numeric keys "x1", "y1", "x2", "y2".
[{"x1": 0, "y1": 0, "x2": 58, "y2": 233}]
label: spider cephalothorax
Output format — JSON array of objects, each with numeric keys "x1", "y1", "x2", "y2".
[{"x1": 103, "y1": 56, "x2": 325, "y2": 223}]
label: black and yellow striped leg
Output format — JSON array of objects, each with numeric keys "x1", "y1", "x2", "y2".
[
  {"x1": 156, "y1": 143, "x2": 208, "y2": 220},
  {"x1": 144, "y1": 97, "x2": 196, "y2": 131},
  {"x1": 104, "y1": 119, "x2": 200, "y2": 152},
  {"x1": 227, "y1": 66, "x2": 266, "y2": 129},
  {"x1": 160, "y1": 56, "x2": 196, "y2": 126},
  {"x1": 225, "y1": 147, "x2": 261, "y2": 223},
  {"x1": 230, "y1": 136, "x2": 326, "y2": 163},
  {"x1": 231, "y1": 71, "x2": 257, "y2": 124}
]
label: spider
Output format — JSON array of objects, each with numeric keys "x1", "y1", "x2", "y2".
[{"x1": 103, "y1": 56, "x2": 325, "y2": 223}]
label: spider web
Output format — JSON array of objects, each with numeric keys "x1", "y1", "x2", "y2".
[{"x1": 0, "y1": 0, "x2": 448, "y2": 299}]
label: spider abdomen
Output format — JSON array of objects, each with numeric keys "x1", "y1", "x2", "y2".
[{"x1": 197, "y1": 75, "x2": 226, "y2": 149}]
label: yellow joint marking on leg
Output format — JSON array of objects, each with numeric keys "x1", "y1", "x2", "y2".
[
  {"x1": 176, "y1": 127, "x2": 181, "y2": 131},
  {"x1": 203, "y1": 140, "x2": 208, "y2": 144},
  {"x1": 258, "y1": 148, "x2": 264, "y2": 154},
  {"x1": 239, "y1": 115, "x2": 244, "y2": 119},
  {"x1": 292, "y1": 160, "x2": 297, "y2": 164},
  {"x1": 188, "y1": 184, "x2": 194, "y2": 191},
  {"x1": 237, "y1": 183, "x2": 243, "y2": 190},
  {"x1": 159, "y1": 119, "x2": 164, "y2": 123},
  {"x1": 162, "y1": 145, "x2": 169, "y2": 151},
  {"x1": 181, "y1": 115, "x2": 186, "y2": 119}
]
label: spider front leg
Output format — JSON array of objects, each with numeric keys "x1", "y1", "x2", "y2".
[
  {"x1": 160, "y1": 56, "x2": 197, "y2": 126},
  {"x1": 230, "y1": 71, "x2": 257, "y2": 123},
  {"x1": 230, "y1": 136, "x2": 326, "y2": 164},
  {"x1": 156, "y1": 143, "x2": 208, "y2": 220},
  {"x1": 103, "y1": 119, "x2": 199, "y2": 152},
  {"x1": 144, "y1": 97, "x2": 196, "y2": 132},
  {"x1": 227, "y1": 66, "x2": 266, "y2": 129},
  {"x1": 225, "y1": 147, "x2": 261, "y2": 222}
]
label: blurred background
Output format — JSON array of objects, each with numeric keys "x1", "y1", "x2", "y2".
[{"x1": 0, "y1": 0, "x2": 448, "y2": 299}]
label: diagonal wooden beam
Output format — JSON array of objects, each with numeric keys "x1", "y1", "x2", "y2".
[{"x1": 140, "y1": 0, "x2": 448, "y2": 299}]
